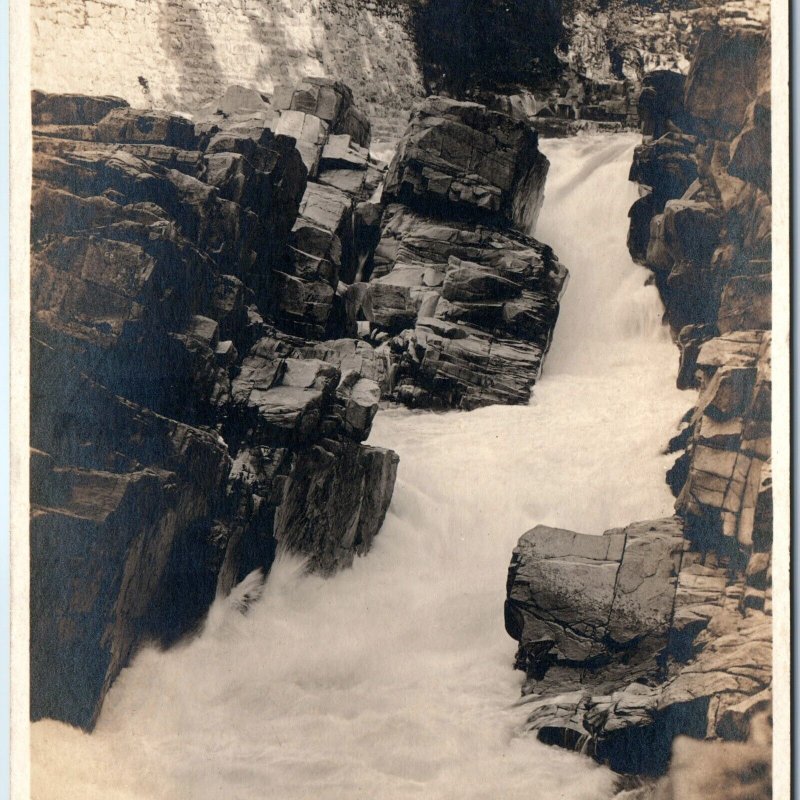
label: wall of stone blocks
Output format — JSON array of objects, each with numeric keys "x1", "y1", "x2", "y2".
[{"x1": 30, "y1": 0, "x2": 425, "y2": 140}]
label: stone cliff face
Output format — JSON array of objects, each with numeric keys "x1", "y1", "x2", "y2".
[
  {"x1": 30, "y1": 0, "x2": 425, "y2": 140},
  {"x1": 358, "y1": 96, "x2": 565, "y2": 409},
  {"x1": 504, "y1": 7, "x2": 773, "y2": 787},
  {"x1": 470, "y1": 0, "x2": 768, "y2": 137},
  {"x1": 30, "y1": 74, "x2": 565, "y2": 728},
  {"x1": 31, "y1": 0, "x2": 768, "y2": 144},
  {"x1": 29, "y1": 84, "x2": 400, "y2": 729}
]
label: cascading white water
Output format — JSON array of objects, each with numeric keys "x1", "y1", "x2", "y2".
[{"x1": 31, "y1": 133, "x2": 692, "y2": 800}]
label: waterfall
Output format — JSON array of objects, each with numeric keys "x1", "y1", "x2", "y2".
[{"x1": 31, "y1": 134, "x2": 690, "y2": 800}]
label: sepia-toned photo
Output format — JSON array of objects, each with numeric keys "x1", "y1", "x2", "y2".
[{"x1": 12, "y1": 0, "x2": 789, "y2": 797}]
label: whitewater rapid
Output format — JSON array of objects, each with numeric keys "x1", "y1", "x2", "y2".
[{"x1": 31, "y1": 134, "x2": 691, "y2": 800}]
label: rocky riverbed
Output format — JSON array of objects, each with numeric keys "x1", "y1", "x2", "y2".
[{"x1": 27, "y1": 1, "x2": 775, "y2": 798}]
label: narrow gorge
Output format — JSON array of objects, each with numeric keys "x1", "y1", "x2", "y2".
[{"x1": 26, "y1": 1, "x2": 777, "y2": 798}]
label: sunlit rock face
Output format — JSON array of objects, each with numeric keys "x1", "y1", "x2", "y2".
[
  {"x1": 504, "y1": 514, "x2": 772, "y2": 776},
  {"x1": 29, "y1": 0, "x2": 425, "y2": 141}
]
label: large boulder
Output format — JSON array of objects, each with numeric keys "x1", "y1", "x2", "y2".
[
  {"x1": 505, "y1": 516, "x2": 772, "y2": 775},
  {"x1": 505, "y1": 518, "x2": 684, "y2": 674},
  {"x1": 359, "y1": 204, "x2": 567, "y2": 409},
  {"x1": 383, "y1": 96, "x2": 548, "y2": 229}
]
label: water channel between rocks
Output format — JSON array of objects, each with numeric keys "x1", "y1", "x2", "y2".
[{"x1": 32, "y1": 133, "x2": 693, "y2": 800}]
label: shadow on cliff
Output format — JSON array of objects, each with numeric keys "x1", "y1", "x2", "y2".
[
  {"x1": 241, "y1": 0, "x2": 295, "y2": 88},
  {"x1": 158, "y1": 0, "x2": 224, "y2": 109},
  {"x1": 410, "y1": 0, "x2": 564, "y2": 96}
]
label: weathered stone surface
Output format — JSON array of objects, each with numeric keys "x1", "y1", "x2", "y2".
[
  {"x1": 231, "y1": 347, "x2": 339, "y2": 445},
  {"x1": 607, "y1": 519, "x2": 684, "y2": 647},
  {"x1": 197, "y1": 78, "x2": 384, "y2": 340},
  {"x1": 273, "y1": 77, "x2": 371, "y2": 149},
  {"x1": 274, "y1": 439, "x2": 399, "y2": 574},
  {"x1": 506, "y1": 525, "x2": 626, "y2": 665},
  {"x1": 505, "y1": 503, "x2": 772, "y2": 775},
  {"x1": 684, "y1": 29, "x2": 770, "y2": 136},
  {"x1": 361, "y1": 204, "x2": 566, "y2": 409},
  {"x1": 383, "y1": 96, "x2": 548, "y2": 228},
  {"x1": 29, "y1": 89, "x2": 400, "y2": 732},
  {"x1": 630, "y1": 133, "x2": 698, "y2": 213},
  {"x1": 627, "y1": 23, "x2": 772, "y2": 349},
  {"x1": 506, "y1": 518, "x2": 683, "y2": 679},
  {"x1": 30, "y1": 372, "x2": 231, "y2": 730},
  {"x1": 717, "y1": 275, "x2": 771, "y2": 334},
  {"x1": 31, "y1": 90, "x2": 129, "y2": 126}
]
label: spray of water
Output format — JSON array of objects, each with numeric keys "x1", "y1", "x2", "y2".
[{"x1": 31, "y1": 133, "x2": 692, "y2": 800}]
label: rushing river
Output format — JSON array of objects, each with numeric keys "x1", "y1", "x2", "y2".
[{"x1": 31, "y1": 134, "x2": 691, "y2": 800}]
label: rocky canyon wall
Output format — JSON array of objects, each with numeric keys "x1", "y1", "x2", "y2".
[
  {"x1": 504, "y1": 6, "x2": 774, "y2": 792},
  {"x1": 30, "y1": 0, "x2": 768, "y2": 144},
  {"x1": 29, "y1": 55, "x2": 566, "y2": 729}
]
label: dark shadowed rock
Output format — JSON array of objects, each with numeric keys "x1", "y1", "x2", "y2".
[
  {"x1": 274, "y1": 439, "x2": 398, "y2": 574},
  {"x1": 383, "y1": 96, "x2": 548, "y2": 229},
  {"x1": 28, "y1": 88, "x2": 400, "y2": 732},
  {"x1": 30, "y1": 370, "x2": 230, "y2": 730}
]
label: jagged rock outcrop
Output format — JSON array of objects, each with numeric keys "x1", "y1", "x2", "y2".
[
  {"x1": 503, "y1": 9, "x2": 773, "y2": 781},
  {"x1": 29, "y1": 85, "x2": 398, "y2": 730},
  {"x1": 505, "y1": 516, "x2": 772, "y2": 775},
  {"x1": 195, "y1": 80, "x2": 387, "y2": 340},
  {"x1": 627, "y1": 15, "x2": 773, "y2": 600},
  {"x1": 471, "y1": 1, "x2": 770, "y2": 138},
  {"x1": 353, "y1": 97, "x2": 567, "y2": 409},
  {"x1": 627, "y1": 21, "x2": 770, "y2": 342},
  {"x1": 30, "y1": 75, "x2": 566, "y2": 730}
]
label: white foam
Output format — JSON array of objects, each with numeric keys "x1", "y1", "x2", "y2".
[{"x1": 31, "y1": 133, "x2": 692, "y2": 800}]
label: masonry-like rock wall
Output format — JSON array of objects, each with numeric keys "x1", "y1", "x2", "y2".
[
  {"x1": 30, "y1": 74, "x2": 564, "y2": 730},
  {"x1": 30, "y1": 0, "x2": 770, "y2": 145},
  {"x1": 30, "y1": 0, "x2": 424, "y2": 140},
  {"x1": 354, "y1": 96, "x2": 567, "y2": 409},
  {"x1": 29, "y1": 86, "x2": 400, "y2": 730}
]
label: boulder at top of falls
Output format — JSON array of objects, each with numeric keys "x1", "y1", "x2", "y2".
[
  {"x1": 684, "y1": 28, "x2": 770, "y2": 137},
  {"x1": 383, "y1": 96, "x2": 548, "y2": 227},
  {"x1": 358, "y1": 204, "x2": 566, "y2": 409}
]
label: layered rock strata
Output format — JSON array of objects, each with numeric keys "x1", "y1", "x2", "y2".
[
  {"x1": 29, "y1": 86, "x2": 398, "y2": 730},
  {"x1": 355, "y1": 96, "x2": 567, "y2": 409},
  {"x1": 31, "y1": 81, "x2": 563, "y2": 729},
  {"x1": 504, "y1": 10, "x2": 773, "y2": 783}
]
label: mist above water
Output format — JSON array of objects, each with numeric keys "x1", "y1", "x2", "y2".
[{"x1": 32, "y1": 134, "x2": 691, "y2": 800}]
